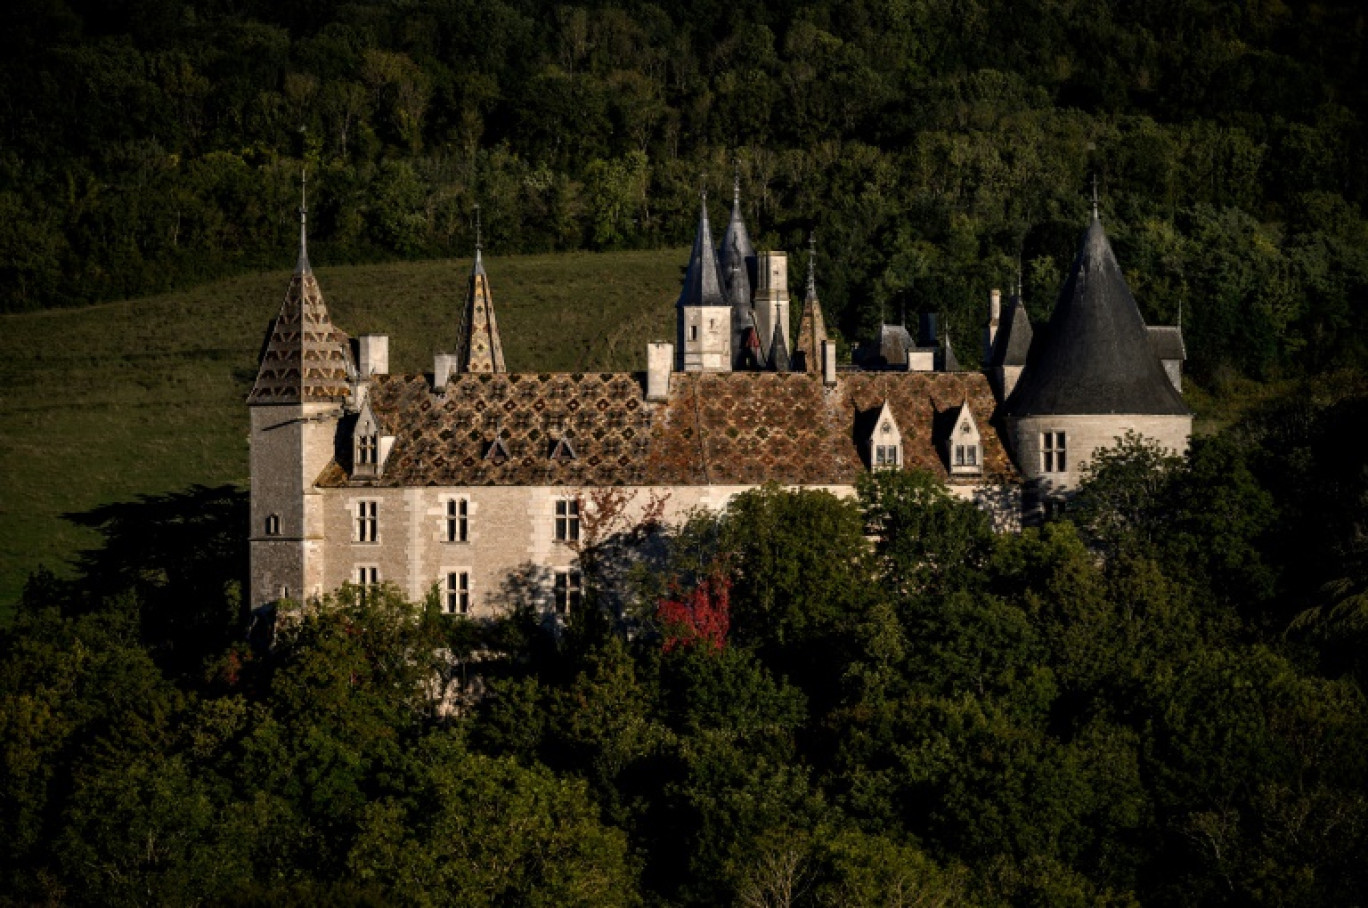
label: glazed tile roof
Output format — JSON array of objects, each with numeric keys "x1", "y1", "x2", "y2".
[
  {"x1": 248, "y1": 269, "x2": 353, "y2": 404},
  {"x1": 316, "y1": 370, "x2": 1017, "y2": 489}
]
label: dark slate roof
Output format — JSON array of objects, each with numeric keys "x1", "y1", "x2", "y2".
[
  {"x1": 1147, "y1": 325, "x2": 1186, "y2": 361},
  {"x1": 987, "y1": 294, "x2": 1033, "y2": 367},
  {"x1": 940, "y1": 331, "x2": 961, "y2": 372},
  {"x1": 719, "y1": 180, "x2": 756, "y2": 310},
  {"x1": 249, "y1": 267, "x2": 353, "y2": 405},
  {"x1": 677, "y1": 195, "x2": 729, "y2": 310},
  {"x1": 854, "y1": 325, "x2": 919, "y2": 370},
  {"x1": 1007, "y1": 218, "x2": 1189, "y2": 417},
  {"x1": 769, "y1": 321, "x2": 791, "y2": 372},
  {"x1": 316, "y1": 371, "x2": 1016, "y2": 489}
]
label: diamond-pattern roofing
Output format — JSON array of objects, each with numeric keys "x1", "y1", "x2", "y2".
[
  {"x1": 317, "y1": 370, "x2": 1016, "y2": 488},
  {"x1": 249, "y1": 270, "x2": 352, "y2": 404}
]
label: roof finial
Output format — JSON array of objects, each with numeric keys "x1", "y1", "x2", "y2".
[
  {"x1": 1016, "y1": 256, "x2": 1023, "y2": 298},
  {"x1": 732, "y1": 158, "x2": 741, "y2": 207},
  {"x1": 1091, "y1": 173, "x2": 1100, "y2": 221},
  {"x1": 474, "y1": 203, "x2": 482, "y2": 252},
  {"x1": 806, "y1": 229, "x2": 817, "y2": 298},
  {"x1": 1177, "y1": 297, "x2": 1183, "y2": 329},
  {"x1": 296, "y1": 167, "x2": 311, "y2": 275}
]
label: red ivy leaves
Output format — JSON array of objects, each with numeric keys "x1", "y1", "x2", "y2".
[{"x1": 657, "y1": 573, "x2": 731, "y2": 653}]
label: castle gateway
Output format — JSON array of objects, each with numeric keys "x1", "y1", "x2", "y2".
[{"x1": 247, "y1": 185, "x2": 1189, "y2": 613}]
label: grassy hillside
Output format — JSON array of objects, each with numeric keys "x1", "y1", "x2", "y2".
[{"x1": 0, "y1": 249, "x2": 683, "y2": 613}]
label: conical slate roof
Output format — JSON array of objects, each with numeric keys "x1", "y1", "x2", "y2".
[
  {"x1": 249, "y1": 205, "x2": 352, "y2": 404},
  {"x1": 676, "y1": 194, "x2": 729, "y2": 310},
  {"x1": 1007, "y1": 217, "x2": 1188, "y2": 417},
  {"x1": 719, "y1": 177, "x2": 756, "y2": 310},
  {"x1": 769, "y1": 318, "x2": 791, "y2": 372},
  {"x1": 988, "y1": 293, "x2": 1033, "y2": 367},
  {"x1": 456, "y1": 246, "x2": 507, "y2": 374}
]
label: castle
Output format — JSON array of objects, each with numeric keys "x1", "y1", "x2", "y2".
[{"x1": 247, "y1": 182, "x2": 1190, "y2": 615}]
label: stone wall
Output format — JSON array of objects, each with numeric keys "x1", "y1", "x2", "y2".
[{"x1": 1009, "y1": 413, "x2": 1191, "y2": 497}]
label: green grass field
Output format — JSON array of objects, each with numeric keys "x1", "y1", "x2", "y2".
[{"x1": 0, "y1": 249, "x2": 684, "y2": 614}]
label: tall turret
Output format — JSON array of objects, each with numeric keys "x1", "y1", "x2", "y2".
[
  {"x1": 1006, "y1": 203, "x2": 1191, "y2": 504},
  {"x1": 792, "y1": 233, "x2": 829, "y2": 373},
  {"x1": 248, "y1": 174, "x2": 352, "y2": 609},
  {"x1": 676, "y1": 192, "x2": 733, "y2": 372},
  {"x1": 455, "y1": 209, "x2": 507, "y2": 374},
  {"x1": 719, "y1": 174, "x2": 758, "y2": 369}
]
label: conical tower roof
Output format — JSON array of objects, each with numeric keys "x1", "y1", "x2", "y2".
[
  {"x1": 793, "y1": 233, "x2": 829, "y2": 373},
  {"x1": 677, "y1": 193, "x2": 729, "y2": 310},
  {"x1": 769, "y1": 318, "x2": 791, "y2": 372},
  {"x1": 456, "y1": 225, "x2": 507, "y2": 374},
  {"x1": 988, "y1": 291, "x2": 1033, "y2": 367},
  {"x1": 719, "y1": 175, "x2": 756, "y2": 309},
  {"x1": 1007, "y1": 216, "x2": 1188, "y2": 416},
  {"x1": 249, "y1": 187, "x2": 351, "y2": 404}
]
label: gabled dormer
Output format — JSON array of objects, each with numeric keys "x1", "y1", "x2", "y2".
[
  {"x1": 943, "y1": 401, "x2": 983, "y2": 476},
  {"x1": 485, "y1": 435, "x2": 511, "y2": 464},
  {"x1": 352, "y1": 397, "x2": 394, "y2": 479},
  {"x1": 865, "y1": 400, "x2": 903, "y2": 470}
]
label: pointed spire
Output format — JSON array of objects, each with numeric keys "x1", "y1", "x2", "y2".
[
  {"x1": 250, "y1": 172, "x2": 352, "y2": 405},
  {"x1": 794, "y1": 231, "x2": 829, "y2": 373},
  {"x1": 720, "y1": 167, "x2": 756, "y2": 371},
  {"x1": 805, "y1": 230, "x2": 818, "y2": 301},
  {"x1": 941, "y1": 325, "x2": 960, "y2": 372},
  {"x1": 473, "y1": 203, "x2": 484, "y2": 274},
  {"x1": 456, "y1": 204, "x2": 506, "y2": 374},
  {"x1": 769, "y1": 318, "x2": 791, "y2": 372},
  {"x1": 296, "y1": 168, "x2": 311, "y2": 275},
  {"x1": 677, "y1": 190, "x2": 729, "y2": 310}
]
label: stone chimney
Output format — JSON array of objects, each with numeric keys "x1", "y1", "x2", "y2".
[
  {"x1": 822, "y1": 340, "x2": 837, "y2": 387},
  {"x1": 754, "y1": 251, "x2": 790, "y2": 360},
  {"x1": 357, "y1": 334, "x2": 389, "y2": 377},
  {"x1": 433, "y1": 352, "x2": 459, "y2": 389},
  {"x1": 646, "y1": 342, "x2": 673, "y2": 401}
]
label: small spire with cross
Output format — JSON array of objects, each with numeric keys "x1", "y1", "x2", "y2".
[{"x1": 806, "y1": 229, "x2": 818, "y2": 298}]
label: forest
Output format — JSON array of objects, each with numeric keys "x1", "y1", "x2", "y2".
[
  {"x1": 4, "y1": 381, "x2": 1368, "y2": 905},
  {"x1": 3, "y1": 0, "x2": 1368, "y2": 380}
]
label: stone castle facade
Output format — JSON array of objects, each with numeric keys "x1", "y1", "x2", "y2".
[{"x1": 248, "y1": 184, "x2": 1190, "y2": 615}]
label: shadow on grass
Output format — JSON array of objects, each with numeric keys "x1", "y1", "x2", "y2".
[{"x1": 42, "y1": 484, "x2": 249, "y2": 682}]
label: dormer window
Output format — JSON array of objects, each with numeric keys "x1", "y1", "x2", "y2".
[
  {"x1": 945, "y1": 402, "x2": 983, "y2": 476},
  {"x1": 353, "y1": 399, "x2": 387, "y2": 478},
  {"x1": 865, "y1": 401, "x2": 903, "y2": 471}
]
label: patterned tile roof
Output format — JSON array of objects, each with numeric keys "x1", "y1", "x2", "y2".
[
  {"x1": 317, "y1": 370, "x2": 1017, "y2": 489},
  {"x1": 248, "y1": 270, "x2": 352, "y2": 404}
]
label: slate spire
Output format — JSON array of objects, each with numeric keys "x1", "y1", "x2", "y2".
[
  {"x1": 719, "y1": 170, "x2": 757, "y2": 309},
  {"x1": 793, "y1": 231, "x2": 829, "y2": 373},
  {"x1": 249, "y1": 173, "x2": 352, "y2": 404},
  {"x1": 1007, "y1": 213, "x2": 1189, "y2": 416},
  {"x1": 769, "y1": 318, "x2": 791, "y2": 372},
  {"x1": 676, "y1": 191, "x2": 729, "y2": 310},
  {"x1": 456, "y1": 205, "x2": 507, "y2": 374}
]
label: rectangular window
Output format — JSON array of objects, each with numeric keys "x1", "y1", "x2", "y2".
[
  {"x1": 445, "y1": 571, "x2": 470, "y2": 615},
  {"x1": 356, "y1": 500, "x2": 378, "y2": 542},
  {"x1": 358, "y1": 434, "x2": 377, "y2": 465},
  {"x1": 554, "y1": 498, "x2": 580, "y2": 543},
  {"x1": 954, "y1": 444, "x2": 965, "y2": 466},
  {"x1": 875, "y1": 445, "x2": 899, "y2": 467},
  {"x1": 690, "y1": 325, "x2": 699, "y2": 342},
  {"x1": 967, "y1": 445, "x2": 978, "y2": 466},
  {"x1": 553, "y1": 569, "x2": 582, "y2": 616},
  {"x1": 1042, "y1": 432, "x2": 1067, "y2": 473},
  {"x1": 356, "y1": 565, "x2": 378, "y2": 604},
  {"x1": 445, "y1": 498, "x2": 469, "y2": 543}
]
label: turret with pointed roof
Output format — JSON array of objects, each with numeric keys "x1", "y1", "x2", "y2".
[
  {"x1": 676, "y1": 191, "x2": 733, "y2": 372},
  {"x1": 768, "y1": 319, "x2": 791, "y2": 372},
  {"x1": 249, "y1": 176, "x2": 352, "y2": 404},
  {"x1": 719, "y1": 174, "x2": 758, "y2": 368},
  {"x1": 1006, "y1": 212, "x2": 1187, "y2": 417},
  {"x1": 456, "y1": 210, "x2": 507, "y2": 374},
  {"x1": 792, "y1": 233, "x2": 829, "y2": 373}
]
